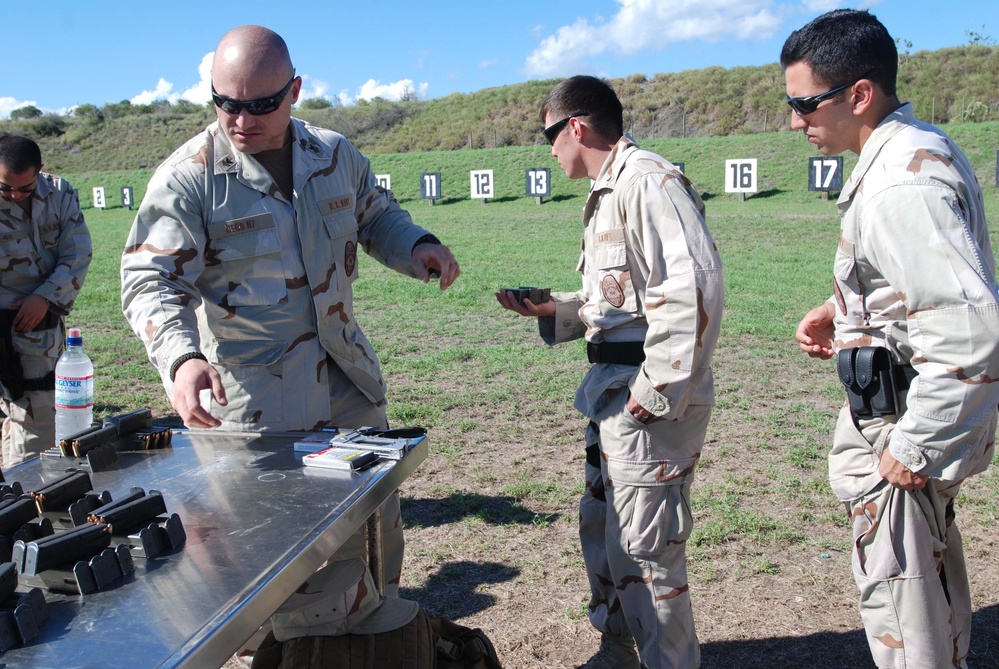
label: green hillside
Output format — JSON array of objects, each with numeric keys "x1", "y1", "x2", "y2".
[
  {"x1": 53, "y1": 121, "x2": 999, "y2": 220},
  {"x1": 2, "y1": 45, "x2": 997, "y2": 175}
]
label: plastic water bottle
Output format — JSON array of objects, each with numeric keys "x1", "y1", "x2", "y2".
[{"x1": 54, "y1": 327, "x2": 94, "y2": 446}]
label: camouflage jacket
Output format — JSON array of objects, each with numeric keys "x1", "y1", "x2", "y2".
[
  {"x1": 831, "y1": 102, "x2": 999, "y2": 479},
  {"x1": 540, "y1": 139, "x2": 724, "y2": 421},
  {"x1": 1, "y1": 174, "x2": 91, "y2": 356},
  {"x1": 121, "y1": 119, "x2": 431, "y2": 430}
]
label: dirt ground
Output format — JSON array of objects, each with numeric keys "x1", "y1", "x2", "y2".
[
  {"x1": 9, "y1": 328, "x2": 994, "y2": 668},
  {"x1": 392, "y1": 335, "x2": 999, "y2": 669}
]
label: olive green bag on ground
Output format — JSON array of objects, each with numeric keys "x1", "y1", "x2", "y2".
[{"x1": 252, "y1": 609, "x2": 503, "y2": 669}]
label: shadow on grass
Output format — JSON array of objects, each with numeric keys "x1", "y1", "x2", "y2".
[
  {"x1": 700, "y1": 603, "x2": 999, "y2": 668},
  {"x1": 548, "y1": 194, "x2": 579, "y2": 203},
  {"x1": 750, "y1": 188, "x2": 784, "y2": 199},
  {"x1": 402, "y1": 493, "x2": 561, "y2": 528},
  {"x1": 401, "y1": 560, "x2": 520, "y2": 618}
]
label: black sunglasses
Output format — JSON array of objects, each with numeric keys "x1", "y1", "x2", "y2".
[
  {"x1": 0, "y1": 182, "x2": 36, "y2": 194},
  {"x1": 211, "y1": 76, "x2": 297, "y2": 116},
  {"x1": 543, "y1": 111, "x2": 590, "y2": 144},
  {"x1": 786, "y1": 68, "x2": 878, "y2": 116}
]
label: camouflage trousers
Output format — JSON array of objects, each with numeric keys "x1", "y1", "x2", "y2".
[
  {"x1": 325, "y1": 363, "x2": 403, "y2": 595},
  {"x1": 1, "y1": 351, "x2": 57, "y2": 469},
  {"x1": 580, "y1": 386, "x2": 708, "y2": 669},
  {"x1": 833, "y1": 407, "x2": 989, "y2": 669}
]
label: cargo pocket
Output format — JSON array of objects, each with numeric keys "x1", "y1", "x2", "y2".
[
  {"x1": 832, "y1": 245, "x2": 862, "y2": 318},
  {"x1": 0, "y1": 229, "x2": 39, "y2": 293},
  {"x1": 12, "y1": 324, "x2": 63, "y2": 379},
  {"x1": 627, "y1": 482, "x2": 693, "y2": 558},
  {"x1": 593, "y1": 236, "x2": 638, "y2": 316},
  {"x1": 320, "y1": 208, "x2": 359, "y2": 290},
  {"x1": 210, "y1": 339, "x2": 286, "y2": 422},
  {"x1": 208, "y1": 213, "x2": 286, "y2": 306}
]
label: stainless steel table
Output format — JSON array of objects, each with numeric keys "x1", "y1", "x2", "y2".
[{"x1": 0, "y1": 430, "x2": 426, "y2": 669}]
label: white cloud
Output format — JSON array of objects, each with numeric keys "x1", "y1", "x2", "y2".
[
  {"x1": 179, "y1": 52, "x2": 213, "y2": 104},
  {"x1": 130, "y1": 52, "x2": 213, "y2": 105},
  {"x1": 525, "y1": 0, "x2": 785, "y2": 77},
  {"x1": 355, "y1": 79, "x2": 429, "y2": 102},
  {"x1": 131, "y1": 78, "x2": 176, "y2": 105},
  {"x1": 0, "y1": 97, "x2": 38, "y2": 119},
  {"x1": 297, "y1": 74, "x2": 332, "y2": 104},
  {"x1": 480, "y1": 58, "x2": 500, "y2": 69},
  {"x1": 526, "y1": 18, "x2": 602, "y2": 78}
]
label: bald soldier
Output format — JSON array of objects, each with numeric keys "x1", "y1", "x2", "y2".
[{"x1": 121, "y1": 25, "x2": 459, "y2": 597}]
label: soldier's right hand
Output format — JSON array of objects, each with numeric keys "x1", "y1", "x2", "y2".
[
  {"x1": 796, "y1": 302, "x2": 836, "y2": 359},
  {"x1": 495, "y1": 290, "x2": 556, "y2": 318},
  {"x1": 172, "y1": 357, "x2": 227, "y2": 428}
]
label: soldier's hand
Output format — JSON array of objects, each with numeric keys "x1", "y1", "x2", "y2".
[
  {"x1": 10, "y1": 294, "x2": 50, "y2": 332},
  {"x1": 796, "y1": 302, "x2": 836, "y2": 359},
  {"x1": 626, "y1": 392, "x2": 661, "y2": 424},
  {"x1": 495, "y1": 290, "x2": 555, "y2": 318},
  {"x1": 172, "y1": 357, "x2": 227, "y2": 429},
  {"x1": 879, "y1": 447, "x2": 929, "y2": 491},
  {"x1": 413, "y1": 243, "x2": 461, "y2": 290}
]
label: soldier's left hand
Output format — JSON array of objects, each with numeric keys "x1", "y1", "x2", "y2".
[
  {"x1": 626, "y1": 393, "x2": 661, "y2": 424},
  {"x1": 879, "y1": 447, "x2": 929, "y2": 491},
  {"x1": 413, "y1": 243, "x2": 461, "y2": 290},
  {"x1": 10, "y1": 294, "x2": 51, "y2": 332}
]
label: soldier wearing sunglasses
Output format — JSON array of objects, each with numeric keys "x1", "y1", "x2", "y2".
[
  {"x1": 121, "y1": 24, "x2": 460, "y2": 632},
  {"x1": 785, "y1": 10, "x2": 999, "y2": 668},
  {"x1": 1, "y1": 134, "x2": 92, "y2": 467},
  {"x1": 498, "y1": 75, "x2": 723, "y2": 669}
]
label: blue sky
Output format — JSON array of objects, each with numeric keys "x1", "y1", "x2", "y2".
[{"x1": 3, "y1": 0, "x2": 996, "y2": 119}]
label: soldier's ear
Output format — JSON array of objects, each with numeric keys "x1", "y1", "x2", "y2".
[{"x1": 851, "y1": 79, "x2": 876, "y2": 116}]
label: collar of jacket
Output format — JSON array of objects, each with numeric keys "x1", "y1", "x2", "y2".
[
  {"x1": 837, "y1": 102, "x2": 915, "y2": 209},
  {"x1": 590, "y1": 137, "x2": 639, "y2": 193},
  {"x1": 0, "y1": 172, "x2": 56, "y2": 222},
  {"x1": 209, "y1": 118, "x2": 336, "y2": 196}
]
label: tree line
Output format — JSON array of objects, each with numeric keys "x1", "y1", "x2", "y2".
[{"x1": 3, "y1": 44, "x2": 997, "y2": 173}]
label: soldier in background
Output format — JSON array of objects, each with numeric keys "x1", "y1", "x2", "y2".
[
  {"x1": 497, "y1": 76, "x2": 723, "y2": 669},
  {"x1": 0, "y1": 134, "x2": 91, "y2": 467},
  {"x1": 786, "y1": 10, "x2": 999, "y2": 667},
  {"x1": 120, "y1": 25, "x2": 459, "y2": 662}
]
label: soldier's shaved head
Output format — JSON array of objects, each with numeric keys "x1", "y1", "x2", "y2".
[
  {"x1": 213, "y1": 25, "x2": 294, "y2": 83},
  {"x1": 209, "y1": 25, "x2": 302, "y2": 154}
]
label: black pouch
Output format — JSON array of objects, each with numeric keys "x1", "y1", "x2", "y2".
[
  {"x1": 837, "y1": 346, "x2": 901, "y2": 418},
  {"x1": 0, "y1": 311, "x2": 26, "y2": 402}
]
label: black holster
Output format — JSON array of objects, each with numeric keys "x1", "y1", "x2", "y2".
[
  {"x1": 0, "y1": 310, "x2": 25, "y2": 402},
  {"x1": 0, "y1": 309, "x2": 59, "y2": 402},
  {"x1": 837, "y1": 346, "x2": 914, "y2": 418}
]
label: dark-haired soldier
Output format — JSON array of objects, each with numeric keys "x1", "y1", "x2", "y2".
[
  {"x1": 0, "y1": 134, "x2": 91, "y2": 467},
  {"x1": 785, "y1": 10, "x2": 999, "y2": 667},
  {"x1": 498, "y1": 75, "x2": 723, "y2": 669}
]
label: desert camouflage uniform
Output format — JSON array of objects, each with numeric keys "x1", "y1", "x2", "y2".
[
  {"x1": 1, "y1": 174, "x2": 91, "y2": 467},
  {"x1": 827, "y1": 103, "x2": 999, "y2": 669},
  {"x1": 539, "y1": 138, "x2": 723, "y2": 669},
  {"x1": 121, "y1": 118, "x2": 436, "y2": 593}
]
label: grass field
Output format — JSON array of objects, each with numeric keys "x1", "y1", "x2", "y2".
[{"x1": 47, "y1": 124, "x2": 999, "y2": 668}]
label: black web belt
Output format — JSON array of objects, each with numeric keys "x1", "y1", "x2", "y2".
[{"x1": 586, "y1": 341, "x2": 645, "y2": 366}]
